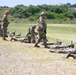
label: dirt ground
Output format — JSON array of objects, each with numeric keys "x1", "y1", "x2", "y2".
[{"x1": 0, "y1": 37, "x2": 76, "y2": 75}]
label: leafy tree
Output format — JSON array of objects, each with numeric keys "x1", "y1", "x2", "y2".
[
  {"x1": 73, "y1": 11, "x2": 76, "y2": 18},
  {"x1": 47, "y1": 12, "x2": 55, "y2": 19},
  {"x1": 9, "y1": 4, "x2": 76, "y2": 20},
  {"x1": 65, "y1": 10, "x2": 74, "y2": 20}
]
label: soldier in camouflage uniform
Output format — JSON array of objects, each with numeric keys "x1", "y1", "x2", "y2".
[
  {"x1": 34, "y1": 12, "x2": 50, "y2": 48},
  {"x1": 2, "y1": 11, "x2": 10, "y2": 40},
  {"x1": 0, "y1": 19, "x2": 2, "y2": 29},
  {"x1": 26, "y1": 25, "x2": 37, "y2": 43},
  {"x1": 0, "y1": 19, "x2": 3, "y2": 37}
]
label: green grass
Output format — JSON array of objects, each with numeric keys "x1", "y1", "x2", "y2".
[
  {"x1": 8, "y1": 23, "x2": 76, "y2": 45},
  {"x1": 48, "y1": 25, "x2": 76, "y2": 34},
  {"x1": 0, "y1": 23, "x2": 76, "y2": 75},
  {"x1": 8, "y1": 23, "x2": 32, "y2": 35},
  {"x1": 47, "y1": 24, "x2": 76, "y2": 44}
]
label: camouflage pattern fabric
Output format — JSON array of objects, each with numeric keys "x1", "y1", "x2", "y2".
[
  {"x1": 2, "y1": 14, "x2": 9, "y2": 40},
  {"x1": 35, "y1": 16, "x2": 48, "y2": 47},
  {"x1": 0, "y1": 21, "x2": 3, "y2": 37},
  {"x1": 26, "y1": 26, "x2": 36, "y2": 43}
]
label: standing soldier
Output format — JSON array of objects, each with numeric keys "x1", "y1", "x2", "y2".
[
  {"x1": 2, "y1": 11, "x2": 10, "y2": 40},
  {"x1": 34, "y1": 12, "x2": 50, "y2": 48},
  {"x1": 0, "y1": 19, "x2": 2, "y2": 29},
  {"x1": 0, "y1": 19, "x2": 3, "y2": 37}
]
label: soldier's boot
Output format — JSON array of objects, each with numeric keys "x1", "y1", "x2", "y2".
[
  {"x1": 66, "y1": 53, "x2": 71, "y2": 58},
  {"x1": 3, "y1": 34, "x2": 8, "y2": 41},
  {"x1": 70, "y1": 54, "x2": 75, "y2": 59},
  {"x1": 3, "y1": 37, "x2": 7, "y2": 41},
  {"x1": 34, "y1": 43, "x2": 40, "y2": 48},
  {"x1": 44, "y1": 43, "x2": 50, "y2": 49},
  {"x1": 5, "y1": 34, "x2": 8, "y2": 37},
  {"x1": 72, "y1": 55, "x2": 75, "y2": 59},
  {"x1": 10, "y1": 38, "x2": 17, "y2": 41},
  {"x1": 44, "y1": 46, "x2": 50, "y2": 49},
  {"x1": 66, "y1": 53, "x2": 75, "y2": 59},
  {"x1": 32, "y1": 40, "x2": 36, "y2": 43},
  {"x1": 28, "y1": 41, "x2": 31, "y2": 43},
  {"x1": 44, "y1": 45, "x2": 50, "y2": 49}
]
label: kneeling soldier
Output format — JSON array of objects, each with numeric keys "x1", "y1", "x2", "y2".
[{"x1": 26, "y1": 25, "x2": 37, "y2": 43}]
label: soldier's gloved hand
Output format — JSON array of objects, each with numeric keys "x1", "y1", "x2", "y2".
[{"x1": 44, "y1": 30, "x2": 47, "y2": 34}]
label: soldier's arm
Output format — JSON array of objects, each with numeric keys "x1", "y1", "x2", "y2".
[
  {"x1": 2, "y1": 16, "x2": 6, "y2": 22},
  {"x1": 2, "y1": 15, "x2": 9, "y2": 24}
]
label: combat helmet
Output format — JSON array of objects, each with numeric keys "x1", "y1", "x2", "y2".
[
  {"x1": 5, "y1": 11, "x2": 10, "y2": 14},
  {"x1": 40, "y1": 12, "x2": 46, "y2": 16},
  {"x1": 32, "y1": 25, "x2": 36, "y2": 28}
]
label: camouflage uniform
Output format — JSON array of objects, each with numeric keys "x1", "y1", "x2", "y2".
[
  {"x1": 35, "y1": 12, "x2": 49, "y2": 48},
  {"x1": 2, "y1": 11, "x2": 9, "y2": 40},
  {"x1": 0, "y1": 19, "x2": 3, "y2": 37},
  {"x1": 26, "y1": 25, "x2": 37, "y2": 43},
  {"x1": 0, "y1": 19, "x2": 1, "y2": 28}
]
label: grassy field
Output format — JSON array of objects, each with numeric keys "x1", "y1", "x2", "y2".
[
  {"x1": 8, "y1": 23, "x2": 76, "y2": 44},
  {"x1": 47, "y1": 24, "x2": 76, "y2": 44},
  {"x1": 0, "y1": 23, "x2": 76, "y2": 75}
]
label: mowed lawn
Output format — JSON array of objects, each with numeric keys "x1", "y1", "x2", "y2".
[{"x1": 0, "y1": 23, "x2": 76, "y2": 75}]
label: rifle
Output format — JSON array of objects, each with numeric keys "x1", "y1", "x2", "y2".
[{"x1": 52, "y1": 41, "x2": 76, "y2": 49}]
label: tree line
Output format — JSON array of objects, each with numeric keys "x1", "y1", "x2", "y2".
[
  {"x1": 0, "y1": 3, "x2": 76, "y2": 21},
  {"x1": 9, "y1": 4, "x2": 76, "y2": 20}
]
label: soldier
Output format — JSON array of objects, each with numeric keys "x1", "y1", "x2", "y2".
[
  {"x1": 2, "y1": 11, "x2": 10, "y2": 40},
  {"x1": 0, "y1": 19, "x2": 2, "y2": 29},
  {"x1": 34, "y1": 12, "x2": 50, "y2": 48},
  {"x1": 0, "y1": 19, "x2": 3, "y2": 37},
  {"x1": 26, "y1": 25, "x2": 37, "y2": 43}
]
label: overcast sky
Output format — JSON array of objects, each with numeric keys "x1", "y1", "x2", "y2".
[{"x1": 0, "y1": 0, "x2": 76, "y2": 7}]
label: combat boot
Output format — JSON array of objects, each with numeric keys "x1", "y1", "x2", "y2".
[
  {"x1": 44, "y1": 45, "x2": 50, "y2": 49},
  {"x1": 66, "y1": 53, "x2": 75, "y2": 59},
  {"x1": 34, "y1": 44, "x2": 40, "y2": 48},
  {"x1": 3, "y1": 38, "x2": 8, "y2": 41},
  {"x1": 10, "y1": 38, "x2": 13, "y2": 41},
  {"x1": 5, "y1": 34, "x2": 8, "y2": 37},
  {"x1": 32, "y1": 40, "x2": 36, "y2": 43},
  {"x1": 66, "y1": 53, "x2": 71, "y2": 58}
]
